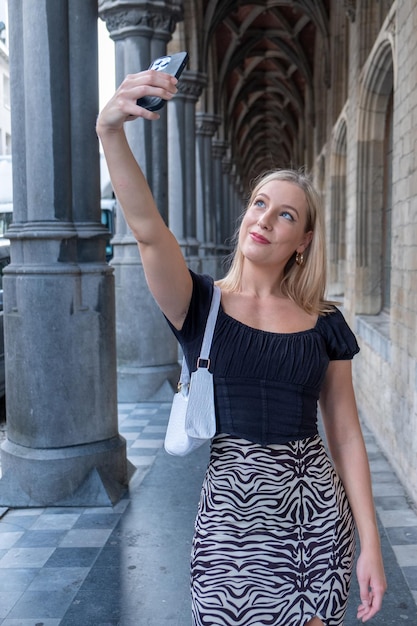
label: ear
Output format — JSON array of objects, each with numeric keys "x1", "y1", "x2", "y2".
[{"x1": 297, "y1": 230, "x2": 313, "y2": 253}]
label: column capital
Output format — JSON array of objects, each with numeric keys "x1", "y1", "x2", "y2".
[
  {"x1": 222, "y1": 155, "x2": 232, "y2": 175},
  {"x1": 177, "y1": 70, "x2": 207, "y2": 102},
  {"x1": 343, "y1": 0, "x2": 356, "y2": 22},
  {"x1": 196, "y1": 112, "x2": 222, "y2": 137},
  {"x1": 212, "y1": 139, "x2": 228, "y2": 160},
  {"x1": 98, "y1": 0, "x2": 184, "y2": 41}
]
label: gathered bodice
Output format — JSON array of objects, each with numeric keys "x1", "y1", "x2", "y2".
[{"x1": 167, "y1": 272, "x2": 359, "y2": 445}]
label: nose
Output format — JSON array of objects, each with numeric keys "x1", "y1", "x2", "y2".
[{"x1": 257, "y1": 210, "x2": 273, "y2": 230}]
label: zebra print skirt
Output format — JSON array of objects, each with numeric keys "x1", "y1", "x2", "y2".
[{"x1": 191, "y1": 434, "x2": 355, "y2": 626}]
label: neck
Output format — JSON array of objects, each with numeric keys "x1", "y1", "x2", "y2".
[{"x1": 240, "y1": 260, "x2": 285, "y2": 297}]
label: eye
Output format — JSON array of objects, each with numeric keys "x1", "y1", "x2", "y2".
[
  {"x1": 254, "y1": 198, "x2": 266, "y2": 208},
  {"x1": 281, "y1": 210, "x2": 295, "y2": 221}
]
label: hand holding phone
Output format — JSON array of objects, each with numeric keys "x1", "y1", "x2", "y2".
[{"x1": 137, "y1": 51, "x2": 189, "y2": 112}]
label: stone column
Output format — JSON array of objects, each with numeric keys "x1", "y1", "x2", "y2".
[
  {"x1": 234, "y1": 170, "x2": 244, "y2": 218},
  {"x1": 168, "y1": 70, "x2": 206, "y2": 272},
  {"x1": 0, "y1": 0, "x2": 133, "y2": 507},
  {"x1": 195, "y1": 113, "x2": 221, "y2": 275},
  {"x1": 229, "y1": 164, "x2": 242, "y2": 225},
  {"x1": 222, "y1": 153, "x2": 234, "y2": 233},
  {"x1": 99, "y1": 0, "x2": 184, "y2": 401},
  {"x1": 212, "y1": 139, "x2": 229, "y2": 276}
]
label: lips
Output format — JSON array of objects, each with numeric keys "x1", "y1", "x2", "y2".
[{"x1": 250, "y1": 232, "x2": 270, "y2": 244}]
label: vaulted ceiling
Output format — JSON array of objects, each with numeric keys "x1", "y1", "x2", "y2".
[{"x1": 201, "y1": 0, "x2": 330, "y2": 185}]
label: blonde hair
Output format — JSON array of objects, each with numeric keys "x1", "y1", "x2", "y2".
[{"x1": 217, "y1": 169, "x2": 334, "y2": 315}]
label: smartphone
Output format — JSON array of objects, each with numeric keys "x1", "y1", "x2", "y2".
[{"x1": 137, "y1": 51, "x2": 189, "y2": 112}]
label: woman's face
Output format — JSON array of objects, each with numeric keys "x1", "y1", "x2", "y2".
[{"x1": 239, "y1": 179, "x2": 313, "y2": 271}]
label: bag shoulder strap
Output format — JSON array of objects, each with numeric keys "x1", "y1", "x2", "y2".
[
  {"x1": 199, "y1": 285, "x2": 221, "y2": 360},
  {"x1": 179, "y1": 284, "x2": 221, "y2": 387}
]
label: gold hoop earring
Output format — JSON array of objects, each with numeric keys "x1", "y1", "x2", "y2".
[{"x1": 295, "y1": 252, "x2": 304, "y2": 266}]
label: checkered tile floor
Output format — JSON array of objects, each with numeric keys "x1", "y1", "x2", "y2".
[{"x1": 0, "y1": 403, "x2": 416, "y2": 624}]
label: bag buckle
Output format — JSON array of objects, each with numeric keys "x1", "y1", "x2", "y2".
[{"x1": 196, "y1": 358, "x2": 210, "y2": 369}]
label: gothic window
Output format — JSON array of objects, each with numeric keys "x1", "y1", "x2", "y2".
[{"x1": 356, "y1": 38, "x2": 393, "y2": 314}]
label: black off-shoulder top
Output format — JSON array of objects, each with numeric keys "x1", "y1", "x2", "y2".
[{"x1": 166, "y1": 271, "x2": 360, "y2": 445}]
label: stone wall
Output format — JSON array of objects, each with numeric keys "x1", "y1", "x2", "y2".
[{"x1": 317, "y1": 1, "x2": 417, "y2": 505}]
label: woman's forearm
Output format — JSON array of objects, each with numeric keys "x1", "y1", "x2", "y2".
[
  {"x1": 320, "y1": 362, "x2": 380, "y2": 546},
  {"x1": 97, "y1": 126, "x2": 165, "y2": 244},
  {"x1": 329, "y1": 432, "x2": 380, "y2": 547}
]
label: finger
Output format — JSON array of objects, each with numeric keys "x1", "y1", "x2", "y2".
[
  {"x1": 131, "y1": 70, "x2": 178, "y2": 96},
  {"x1": 362, "y1": 590, "x2": 384, "y2": 621},
  {"x1": 357, "y1": 591, "x2": 385, "y2": 623},
  {"x1": 118, "y1": 95, "x2": 160, "y2": 120},
  {"x1": 357, "y1": 598, "x2": 370, "y2": 616},
  {"x1": 128, "y1": 108, "x2": 160, "y2": 122},
  {"x1": 117, "y1": 72, "x2": 177, "y2": 107},
  {"x1": 358, "y1": 578, "x2": 372, "y2": 606},
  {"x1": 137, "y1": 84, "x2": 177, "y2": 104},
  {"x1": 146, "y1": 69, "x2": 178, "y2": 86},
  {"x1": 357, "y1": 590, "x2": 372, "y2": 621}
]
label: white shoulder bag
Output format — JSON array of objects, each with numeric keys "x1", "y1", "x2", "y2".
[{"x1": 164, "y1": 285, "x2": 221, "y2": 457}]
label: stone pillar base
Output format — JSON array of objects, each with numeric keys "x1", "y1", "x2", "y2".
[
  {"x1": 0, "y1": 436, "x2": 135, "y2": 507},
  {"x1": 117, "y1": 363, "x2": 180, "y2": 402}
]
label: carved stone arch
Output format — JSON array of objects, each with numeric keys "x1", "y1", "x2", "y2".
[
  {"x1": 329, "y1": 111, "x2": 348, "y2": 295},
  {"x1": 356, "y1": 34, "x2": 394, "y2": 314}
]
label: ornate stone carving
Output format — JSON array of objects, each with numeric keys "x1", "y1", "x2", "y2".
[
  {"x1": 102, "y1": 10, "x2": 175, "y2": 38},
  {"x1": 196, "y1": 113, "x2": 221, "y2": 137},
  {"x1": 344, "y1": 0, "x2": 356, "y2": 22},
  {"x1": 212, "y1": 139, "x2": 228, "y2": 160},
  {"x1": 177, "y1": 70, "x2": 207, "y2": 101},
  {"x1": 222, "y1": 156, "x2": 232, "y2": 175},
  {"x1": 98, "y1": 1, "x2": 184, "y2": 39}
]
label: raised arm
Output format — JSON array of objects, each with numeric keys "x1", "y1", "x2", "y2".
[
  {"x1": 96, "y1": 70, "x2": 192, "y2": 329},
  {"x1": 319, "y1": 360, "x2": 387, "y2": 623}
]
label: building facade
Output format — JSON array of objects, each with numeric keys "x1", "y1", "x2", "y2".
[
  {"x1": 316, "y1": 1, "x2": 417, "y2": 507},
  {"x1": 0, "y1": 0, "x2": 10, "y2": 155}
]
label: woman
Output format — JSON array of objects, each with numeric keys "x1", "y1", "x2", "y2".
[{"x1": 96, "y1": 68, "x2": 386, "y2": 626}]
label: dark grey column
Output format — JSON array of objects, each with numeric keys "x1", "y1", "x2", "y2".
[
  {"x1": 99, "y1": 1, "x2": 184, "y2": 401},
  {"x1": 212, "y1": 139, "x2": 230, "y2": 256},
  {"x1": 230, "y1": 165, "x2": 243, "y2": 224},
  {"x1": 195, "y1": 113, "x2": 220, "y2": 275},
  {"x1": 222, "y1": 153, "x2": 234, "y2": 243},
  {"x1": 168, "y1": 70, "x2": 205, "y2": 271},
  {"x1": 0, "y1": 0, "x2": 133, "y2": 507}
]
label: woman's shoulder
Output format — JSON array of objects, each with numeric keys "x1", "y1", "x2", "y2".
[
  {"x1": 316, "y1": 306, "x2": 360, "y2": 360},
  {"x1": 189, "y1": 270, "x2": 215, "y2": 311},
  {"x1": 166, "y1": 271, "x2": 214, "y2": 341}
]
